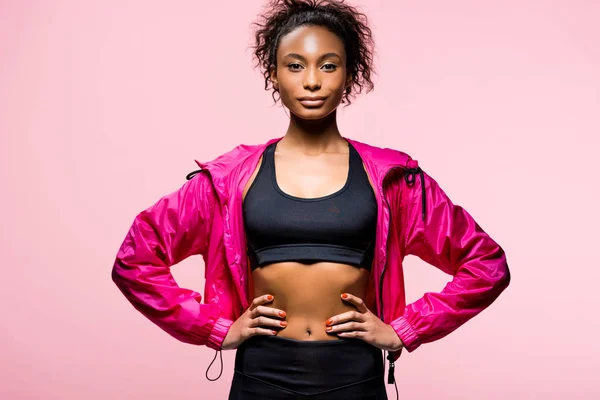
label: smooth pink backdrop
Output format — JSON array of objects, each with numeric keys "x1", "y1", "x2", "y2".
[{"x1": 1, "y1": 1, "x2": 598, "y2": 399}]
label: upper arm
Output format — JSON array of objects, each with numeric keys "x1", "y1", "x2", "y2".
[{"x1": 121, "y1": 170, "x2": 217, "y2": 268}]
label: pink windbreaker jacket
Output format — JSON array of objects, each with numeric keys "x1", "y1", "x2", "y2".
[{"x1": 112, "y1": 136, "x2": 510, "y2": 383}]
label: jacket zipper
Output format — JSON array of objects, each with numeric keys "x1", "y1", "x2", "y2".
[
  {"x1": 378, "y1": 166, "x2": 399, "y2": 385},
  {"x1": 379, "y1": 162, "x2": 425, "y2": 388},
  {"x1": 187, "y1": 167, "x2": 229, "y2": 382}
]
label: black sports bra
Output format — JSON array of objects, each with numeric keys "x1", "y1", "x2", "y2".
[{"x1": 242, "y1": 141, "x2": 378, "y2": 271}]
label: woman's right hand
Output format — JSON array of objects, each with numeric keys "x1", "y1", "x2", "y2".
[{"x1": 221, "y1": 294, "x2": 287, "y2": 350}]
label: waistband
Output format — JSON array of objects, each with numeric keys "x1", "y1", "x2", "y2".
[{"x1": 234, "y1": 335, "x2": 385, "y2": 397}]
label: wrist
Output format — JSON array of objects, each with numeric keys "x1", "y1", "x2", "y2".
[
  {"x1": 388, "y1": 323, "x2": 405, "y2": 351},
  {"x1": 394, "y1": 336, "x2": 405, "y2": 352},
  {"x1": 207, "y1": 316, "x2": 235, "y2": 350}
]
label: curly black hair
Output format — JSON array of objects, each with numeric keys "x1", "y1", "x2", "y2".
[{"x1": 251, "y1": 0, "x2": 376, "y2": 107}]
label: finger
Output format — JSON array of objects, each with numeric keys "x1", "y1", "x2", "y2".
[
  {"x1": 246, "y1": 326, "x2": 278, "y2": 337},
  {"x1": 250, "y1": 315, "x2": 288, "y2": 329},
  {"x1": 326, "y1": 320, "x2": 367, "y2": 334},
  {"x1": 326, "y1": 310, "x2": 365, "y2": 326},
  {"x1": 341, "y1": 293, "x2": 369, "y2": 312},
  {"x1": 250, "y1": 294, "x2": 274, "y2": 310},
  {"x1": 250, "y1": 305, "x2": 286, "y2": 319},
  {"x1": 337, "y1": 330, "x2": 366, "y2": 339}
]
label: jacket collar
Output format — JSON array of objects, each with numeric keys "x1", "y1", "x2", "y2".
[{"x1": 193, "y1": 136, "x2": 416, "y2": 202}]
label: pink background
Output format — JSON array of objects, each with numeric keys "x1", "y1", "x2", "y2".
[{"x1": 1, "y1": 0, "x2": 599, "y2": 399}]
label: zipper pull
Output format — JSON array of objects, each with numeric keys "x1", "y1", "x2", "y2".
[{"x1": 387, "y1": 352, "x2": 395, "y2": 384}]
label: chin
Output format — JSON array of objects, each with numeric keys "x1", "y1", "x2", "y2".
[
  {"x1": 288, "y1": 104, "x2": 338, "y2": 120},
  {"x1": 292, "y1": 110, "x2": 332, "y2": 120}
]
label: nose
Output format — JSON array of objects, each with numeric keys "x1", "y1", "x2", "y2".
[{"x1": 303, "y1": 66, "x2": 321, "y2": 90}]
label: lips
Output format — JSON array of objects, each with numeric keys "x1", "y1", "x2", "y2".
[{"x1": 298, "y1": 96, "x2": 327, "y2": 107}]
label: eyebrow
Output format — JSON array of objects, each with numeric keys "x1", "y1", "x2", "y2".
[{"x1": 283, "y1": 52, "x2": 342, "y2": 62}]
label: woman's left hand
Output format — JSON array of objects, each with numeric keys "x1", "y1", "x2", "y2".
[{"x1": 325, "y1": 292, "x2": 404, "y2": 352}]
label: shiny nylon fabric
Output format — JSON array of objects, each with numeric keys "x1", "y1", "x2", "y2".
[{"x1": 111, "y1": 136, "x2": 510, "y2": 381}]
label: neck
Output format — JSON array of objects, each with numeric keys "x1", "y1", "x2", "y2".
[{"x1": 280, "y1": 109, "x2": 346, "y2": 155}]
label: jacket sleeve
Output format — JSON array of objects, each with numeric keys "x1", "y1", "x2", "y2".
[
  {"x1": 111, "y1": 170, "x2": 234, "y2": 350},
  {"x1": 389, "y1": 163, "x2": 511, "y2": 353}
]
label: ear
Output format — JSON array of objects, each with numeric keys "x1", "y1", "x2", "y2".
[
  {"x1": 345, "y1": 74, "x2": 352, "y2": 89},
  {"x1": 270, "y1": 66, "x2": 279, "y2": 90}
]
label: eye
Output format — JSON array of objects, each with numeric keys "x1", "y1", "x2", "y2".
[
  {"x1": 288, "y1": 63, "x2": 303, "y2": 71},
  {"x1": 322, "y1": 63, "x2": 337, "y2": 71}
]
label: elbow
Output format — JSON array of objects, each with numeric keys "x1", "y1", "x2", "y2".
[
  {"x1": 111, "y1": 262, "x2": 124, "y2": 292},
  {"x1": 501, "y1": 257, "x2": 511, "y2": 290},
  {"x1": 111, "y1": 258, "x2": 130, "y2": 292},
  {"x1": 111, "y1": 263, "x2": 120, "y2": 285},
  {"x1": 493, "y1": 250, "x2": 511, "y2": 294},
  {"x1": 475, "y1": 245, "x2": 511, "y2": 299}
]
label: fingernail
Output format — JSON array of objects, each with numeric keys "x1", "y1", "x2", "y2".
[
  {"x1": 326, "y1": 318, "x2": 333, "y2": 325},
  {"x1": 325, "y1": 326, "x2": 332, "y2": 331},
  {"x1": 280, "y1": 321, "x2": 288, "y2": 327},
  {"x1": 341, "y1": 293, "x2": 349, "y2": 299},
  {"x1": 279, "y1": 311, "x2": 286, "y2": 317},
  {"x1": 267, "y1": 295, "x2": 274, "y2": 301},
  {"x1": 272, "y1": 330, "x2": 277, "y2": 335}
]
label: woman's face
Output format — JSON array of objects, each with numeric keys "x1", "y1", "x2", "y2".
[{"x1": 271, "y1": 25, "x2": 352, "y2": 120}]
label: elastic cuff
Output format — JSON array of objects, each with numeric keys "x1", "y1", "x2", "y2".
[
  {"x1": 390, "y1": 315, "x2": 421, "y2": 353},
  {"x1": 206, "y1": 316, "x2": 234, "y2": 350}
]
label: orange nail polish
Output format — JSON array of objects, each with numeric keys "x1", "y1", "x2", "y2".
[
  {"x1": 326, "y1": 326, "x2": 332, "y2": 331},
  {"x1": 280, "y1": 321, "x2": 288, "y2": 327},
  {"x1": 341, "y1": 293, "x2": 349, "y2": 299},
  {"x1": 279, "y1": 311, "x2": 286, "y2": 317},
  {"x1": 267, "y1": 295, "x2": 274, "y2": 301},
  {"x1": 326, "y1": 318, "x2": 333, "y2": 325}
]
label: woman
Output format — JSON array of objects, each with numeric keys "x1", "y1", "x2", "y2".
[{"x1": 111, "y1": 1, "x2": 511, "y2": 399}]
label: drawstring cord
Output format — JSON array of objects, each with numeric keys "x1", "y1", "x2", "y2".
[
  {"x1": 385, "y1": 162, "x2": 425, "y2": 400},
  {"x1": 186, "y1": 169, "x2": 202, "y2": 180},
  {"x1": 205, "y1": 349, "x2": 223, "y2": 381},
  {"x1": 387, "y1": 351, "x2": 396, "y2": 384},
  {"x1": 404, "y1": 164, "x2": 427, "y2": 221},
  {"x1": 189, "y1": 167, "x2": 224, "y2": 382},
  {"x1": 387, "y1": 351, "x2": 400, "y2": 399}
]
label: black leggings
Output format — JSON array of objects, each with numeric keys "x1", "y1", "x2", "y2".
[{"x1": 229, "y1": 334, "x2": 388, "y2": 399}]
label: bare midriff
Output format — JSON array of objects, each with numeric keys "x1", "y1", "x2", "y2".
[
  {"x1": 243, "y1": 149, "x2": 376, "y2": 341},
  {"x1": 251, "y1": 261, "x2": 370, "y2": 341}
]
